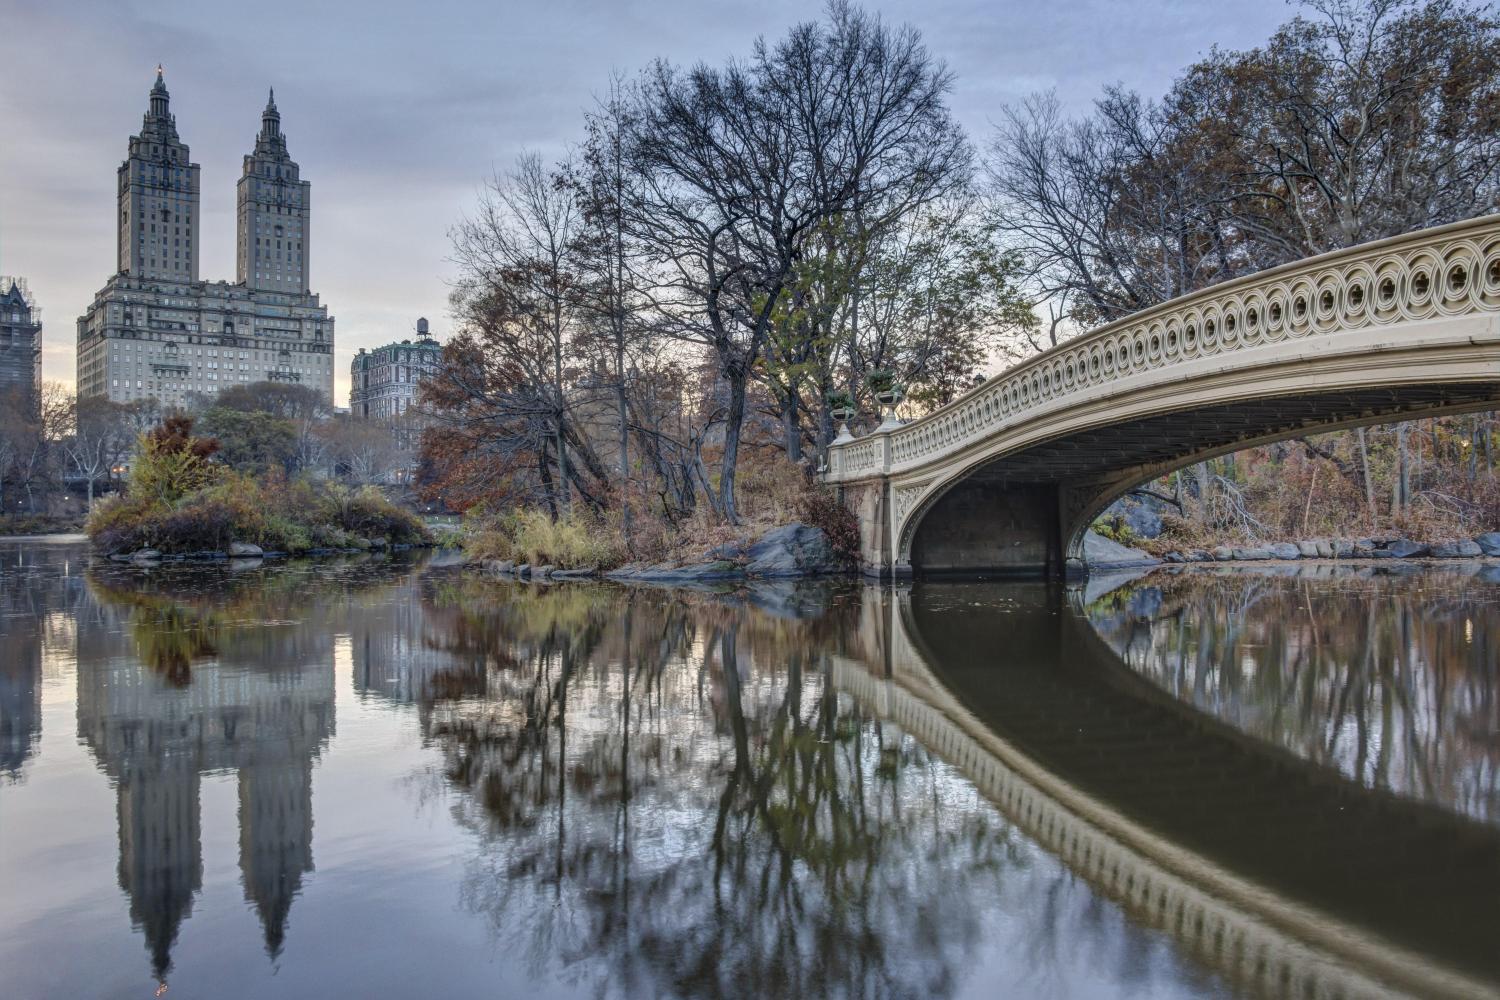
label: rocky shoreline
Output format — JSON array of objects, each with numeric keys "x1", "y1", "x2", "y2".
[
  {"x1": 469, "y1": 523, "x2": 1500, "y2": 585},
  {"x1": 476, "y1": 523, "x2": 845, "y2": 583},
  {"x1": 105, "y1": 537, "x2": 434, "y2": 565},
  {"x1": 1152, "y1": 531, "x2": 1500, "y2": 564}
]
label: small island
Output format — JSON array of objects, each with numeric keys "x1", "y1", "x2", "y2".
[{"x1": 87, "y1": 415, "x2": 430, "y2": 563}]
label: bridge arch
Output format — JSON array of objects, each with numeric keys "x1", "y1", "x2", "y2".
[{"x1": 827, "y1": 215, "x2": 1500, "y2": 578}]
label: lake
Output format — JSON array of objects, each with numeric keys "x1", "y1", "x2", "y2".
[{"x1": 1, "y1": 538, "x2": 1496, "y2": 999}]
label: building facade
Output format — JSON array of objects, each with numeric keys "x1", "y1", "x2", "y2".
[
  {"x1": 76, "y1": 70, "x2": 334, "y2": 408},
  {"x1": 0, "y1": 277, "x2": 41, "y2": 407},
  {"x1": 349, "y1": 317, "x2": 441, "y2": 419}
]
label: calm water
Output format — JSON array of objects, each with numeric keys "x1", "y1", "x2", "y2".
[{"x1": 1, "y1": 541, "x2": 1497, "y2": 999}]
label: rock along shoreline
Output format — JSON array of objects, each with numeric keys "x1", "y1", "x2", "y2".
[
  {"x1": 104, "y1": 538, "x2": 436, "y2": 566},
  {"x1": 471, "y1": 526, "x2": 1500, "y2": 584}
]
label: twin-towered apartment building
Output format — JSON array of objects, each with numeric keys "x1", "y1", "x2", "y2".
[{"x1": 76, "y1": 70, "x2": 336, "y2": 407}]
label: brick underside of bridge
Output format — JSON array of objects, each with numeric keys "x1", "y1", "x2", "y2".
[{"x1": 850, "y1": 381, "x2": 1500, "y2": 580}]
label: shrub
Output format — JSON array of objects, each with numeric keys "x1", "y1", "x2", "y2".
[
  {"x1": 86, "y1": 494, "x2": 158, "y2": 554},
  {"x1": 461, "y1": 506, "x2": 624, "y2": 568},
  {"x1": 797, "y1": 484, "x2": 860, "y2": 565},
  {"x1": 319, "y1": 484, "x2": 430, "y2": 544},
  {"x1": 1091, "y1": 514, "x2": 1137, "y2": 545},
  {"x1": 128, "y1": 416, "x2": 221, "y2": 506}
]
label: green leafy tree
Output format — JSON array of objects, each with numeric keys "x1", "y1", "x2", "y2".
[{"x1": 195, "y1": 408, "x2": 296, "y2": 476}]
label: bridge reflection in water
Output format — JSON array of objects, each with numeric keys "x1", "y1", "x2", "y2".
[{"x1": 848, "y1": 578, "x2": 1500, "y2": 1000}]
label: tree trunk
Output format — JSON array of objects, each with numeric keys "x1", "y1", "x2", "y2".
[
  {"x1": 720, "y1": 368, "x2": 748, "y2": 524},
  {"x1": 538, "y1": 444, "x2": 558, "y2": 520},
  {"x1": 1194, "y1": 461, "x2": 1213, "y2": 524},
  {"x1": 1470, "y1": 417, "x2": 1480, "y2": 482},
  {"x1": 782, "y1": 388, "x2": 802, "y2": 464},
  {"x1": 553, "y1": 388, "x2": 569, "y2": 518},
  {"x1": 615, "y1": 363, "x2": 631, "y2": 545},
  {"x1": 1391, "y1": 423, "x2": 1409, "y2": 516},
  {"x1": 1356, "y1": 427, "x2": 1376, "y2": 528}
]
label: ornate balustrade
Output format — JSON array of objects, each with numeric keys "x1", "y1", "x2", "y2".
[{"x1": 826, "y1": 215, "x2": 1500, "y2": 483}]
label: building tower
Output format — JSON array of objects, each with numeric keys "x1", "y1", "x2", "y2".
[
  {"x1": 117, "y1": 68, "x2": 201, "y2": 282},
  {"x1": 78, "y1": 72, "x2": 335, "y2": 407},
  {"x1": 0, "y1": 277, "x2": 41, "y2": 407},
  {"x1": 236, "y1": 90, "x2": 311, "y2": 294}
]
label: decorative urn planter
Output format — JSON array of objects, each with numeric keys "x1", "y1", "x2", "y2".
[
  {"x1": 827, "y1": 391, "x2": 857, "y2": 444},
  {"x1": 864, "y1": 371, "x2": 905, "y2": 431}
]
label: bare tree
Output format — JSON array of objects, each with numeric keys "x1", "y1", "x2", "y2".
[
  {"x1": 65, "y1": 395, "x2": 132, "y2": 507},
  {"x1": 452, "y1": 153, "x2": 585, "y2": 516},
  {"x1": 622, "y1": 1, "x2": 968, "y2": 521}
]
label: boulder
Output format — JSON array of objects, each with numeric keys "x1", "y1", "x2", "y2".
[
  {"x1": 550, "y1": 567, "x2": 599, "y2": 579},
  {"x1": 1186, "y1": 549, "x2": 1212, "y2": 562},
  {"x1": 482, "y1": 559, "x2": 514, "y2": 576},
  {"x1": 228, "y1": 541, "x2": 263, "y2": 558},
  {"x1": 351, "y1": 537, "x2": 374, "y2": 551},
  {"x1": 1314, "y1": 539, "x2": 1335, "y2": 558},
  {"x1": 1332, "y1": 539, "x2": 1356, "y2": 558},
  {"x1": 1211, "y1": 546, "x2": 1235, "y2": 561},
  {"x1": 1268, "y1": 542, "x2": 1302, "y2": 559},
  {"x1": 130, "y1": 548, "x2": 161, "y2": 563},
  {"x1": 1352, "y1": 539, "x2": 1376, "y2": 556},
  {"x1": 1384, "y1": 538, "x2": 1428, "y2": 558},
  {"x1": 744, "y1": 524, "x2": 838, "y2": 577},
  {"x1": 1474, "y1": 532, "x2": 1500, "y2": 556},
  {"x1": 515, "y1": 563, "x2": 532, "y2": 579},
  {"x1": 1163, "y1": 551, "x2": 1185, "y2": 563},
  {"x1": 1081, "y1": 531, "x2": 1159, "y2": 568},
  {"x1": 1430, "y1": 539, "x2": 1483, "y2": 558},
  {"x1": 1296, "y1": 540, "x2": 1320, "y2": 558},
  {"x1": 533, "y1": 564, "x2": 558, "y2": 580},
  {"x1": 1232, "y1": 547, "x2": 1273, "y2": 561}
]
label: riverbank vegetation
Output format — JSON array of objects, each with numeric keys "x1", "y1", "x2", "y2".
[{"x1": 85, "y1": 416, "x2": 430, "y2": 555}]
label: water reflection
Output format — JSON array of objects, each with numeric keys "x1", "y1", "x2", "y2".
[
  {"x1": 418, "y1": 580, "x2": 1018, "y2": 998},
  {"x1": 1088, "y1": 565, "x2": 1500, "y2": 824},
  {"x1": 76, "y1": 559, "x2": 414, "y2": 981},
  {"x1": 0, "y1": 540, "x2": 81, "y2": 780},
  {"x1": 3, "y1": 545, "x2": 1498, "y2": 999}
]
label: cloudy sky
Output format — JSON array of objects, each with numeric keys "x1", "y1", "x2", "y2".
[{"x1": 0, "y1": 0, "x2": 1290, "y2": 405}]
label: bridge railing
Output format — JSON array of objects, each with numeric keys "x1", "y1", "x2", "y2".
[{"x1": 826, "y1": 214, "x2": 1500, "y2": 482}]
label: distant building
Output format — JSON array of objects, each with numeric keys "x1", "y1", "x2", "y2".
[
  {"x1": 349, "y1": 317, "x2": 442, "y2": 420},
  {"x1": 0, "y1": 276, "x2": 41, "y2": 407},
  {"x1": 76, "y1": 70, "x2": 335, "y2": 408}
]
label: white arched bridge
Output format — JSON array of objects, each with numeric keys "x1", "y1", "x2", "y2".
[{"x1": 826, "y1": 215, "x2": 1500, "y2": 578}]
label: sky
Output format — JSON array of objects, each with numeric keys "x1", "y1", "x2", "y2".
[{"x1": 0, "y1": 0, "x2": 1292, "y2": 406}]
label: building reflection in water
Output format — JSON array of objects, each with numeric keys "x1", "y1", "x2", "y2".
[
  {"x1": 1, "y1": 541, "x2": 81, "y2": 781},
  {"x1": 77, "y1": 571, "x2": 336, "y2": 982}
]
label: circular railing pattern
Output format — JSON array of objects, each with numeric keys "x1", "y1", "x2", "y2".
[{"x1": 827, "y1": 215, "x2": 1500, "y2": 481}]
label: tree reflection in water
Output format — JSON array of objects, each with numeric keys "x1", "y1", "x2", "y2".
[
  {"x1": 1088, "y1": 565, "x2": 1500, "y2": 824},
  {"x1": 419, "y1": 580, "x2": 1019, "y2": 999}
]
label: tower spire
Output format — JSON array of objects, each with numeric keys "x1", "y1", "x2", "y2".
[
  {"x1": 259, "y1": 86, "x2": 282, "y2": 145},
  {"x1": 149, "y1": 64, "x2": 170, "y2": 120}
]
